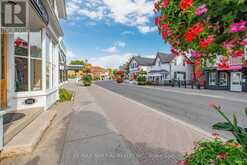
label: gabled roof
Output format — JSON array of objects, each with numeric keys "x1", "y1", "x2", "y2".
[
  {"x1": 130, "y1": 56, "x2": 154, "y2": 66},
  {"x1": 156, "y1": 52, "x2": 174, "y2": 64}
]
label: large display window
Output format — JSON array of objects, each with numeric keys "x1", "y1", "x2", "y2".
[{"x1": 14, "y1": 30, "x2": 42, "y2": 92}]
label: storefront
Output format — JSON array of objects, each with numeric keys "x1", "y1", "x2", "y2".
[
  {"x1": 205, "y1": 66, "x2": 244, "y2": 92},
  {"x1": 1, "y1": 0, "x2": 66, "y2": 111}
]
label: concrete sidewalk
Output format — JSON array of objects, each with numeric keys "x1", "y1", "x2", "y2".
[
  {"x1": 90, "y1": 84, "x2": 210, "y2": 165},
  {"x1": 0, "y1": 83, "x2": 138, "y2": 165}
]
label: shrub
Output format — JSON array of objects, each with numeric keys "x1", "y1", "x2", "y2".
[
  {"x1": 183, "y1": 138, "x2": 247, "y2": 165},
  {"x1": 59, "y1": 88, "x2": 72, "y2": 102},
  {"x1": 83, "y1": 74, "x2": 92, "y2": 86},
  {"x1": 211, "y1": 106, "x2": 247, "y2": 152},
  {"x1": 137, "y1": 75, "x2": 147, "y2": 85}
]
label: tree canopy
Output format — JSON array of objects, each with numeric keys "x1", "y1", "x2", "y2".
[{"x1": 70, "y1": 60, "x2": 85, "y2": 65}]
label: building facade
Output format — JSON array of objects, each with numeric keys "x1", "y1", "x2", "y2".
[
  {"x1": 204, "y1": 47, "x2": 247, "y2": 92},
  {"x1": 148, "y1": 52, "x2": 193, "y2": 83},
  {"x1": 128, "y1": 56, "x2": 153, "y2": 80},
  {"x1": 0, "y1": 0, "x2": 67, "y2": 110}
]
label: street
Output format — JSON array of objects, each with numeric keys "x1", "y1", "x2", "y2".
[{"x1": 95, "y1": 80, "x2": 247, "y2": 139}]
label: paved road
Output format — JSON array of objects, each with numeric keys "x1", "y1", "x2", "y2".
[{"x1": 95, "y1": 81, "x2": 247, "y2": 138}]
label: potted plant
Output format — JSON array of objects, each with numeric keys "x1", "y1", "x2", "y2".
[
  {"x1": 137, "y1": 75, "x2": 147, "y2": 85},
  {"x1": 115, "y1": 70, "x2": 124, "y2": 83},
  {"x1": 83, "y1": 74, "x2": 92, "y2": 86}
]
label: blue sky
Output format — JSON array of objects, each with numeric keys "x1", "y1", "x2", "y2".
[{"x1": 62, "y1": 0, "x2": 170, "y2": 68}]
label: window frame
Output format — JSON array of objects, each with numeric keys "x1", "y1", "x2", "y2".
[{"x1": 14, "y1": 30, "x2": 43, "y2": 92}]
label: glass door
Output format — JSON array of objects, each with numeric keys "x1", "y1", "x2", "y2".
[{"x1": 230, "y1": 72, "x2": 242, "y2": 92}]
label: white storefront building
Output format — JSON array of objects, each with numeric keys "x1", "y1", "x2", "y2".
[{"x1": 0, "y1": 0, "x2": 67, "y2": 111}]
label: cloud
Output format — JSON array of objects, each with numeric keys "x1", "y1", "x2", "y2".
[
  {"x1": 121, "y1": 31, "x2": 135, "y2": 35},
  {"x1": 88, "y1": 53, "x2": 134, "y2": 69},
  {"x1": 101, "y1": 46, "x2": 118, "y2": 53},
  {"x1": 66, "y1": 0, "x2": 155, "y2": 34},
  {"x1": 101, "y1": 41, "x2": 126, "y2": 53}
]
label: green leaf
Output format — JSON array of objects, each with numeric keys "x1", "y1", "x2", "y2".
[
  {"x1": 213, "y1": 122, "x2": 234, "y2": 131},
  {"x1": 233, "y1": 113, "x2": 238, "y2": 128}
]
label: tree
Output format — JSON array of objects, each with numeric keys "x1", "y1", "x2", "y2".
[
  {"x1": 154, "y1": 0, "x2": 247, "y2": 84},
  {"x1": 70, "y1": 60, "x2": 85, "y2": 65}
]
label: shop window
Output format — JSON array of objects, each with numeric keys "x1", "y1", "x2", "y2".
[
  {"x1": 15, "y1": 31, "x2": 42, "y2": 92},
  {"x1": 219, "y1": 72, "x2": 228, "y2": 86},
  {"x1": 15, "y1": 57, "x2": 28, "y2": 91},
  {"x1": 30, "y1": 31, "x2": 42, "y2": 90},
  {"x1": 14, "y1": 33, "x2": 29, "y2": 92},
  {"x1": 209, "y1": 72, "x2": 216, "y2": 85}
]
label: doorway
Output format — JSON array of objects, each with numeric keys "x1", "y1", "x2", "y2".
[
  {"x1": 0, "y1": 33, "x2": 8, "y2": 109},
  {"x1": 230, "y1": 72, "x2": 242, "y2": 92}
]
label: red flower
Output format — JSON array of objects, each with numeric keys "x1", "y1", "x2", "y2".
[
  {"x1": 244, "y1": 60, "x2": 247, "y2": 67},
  {"x1": 185, "y1": 23, "x2": 204, "y2": 42},
  {"x1": 217, "y1": 153, "x2": 226, "y2": 160},
  {"x1": 162, "y1": 0, "x2": 169, "y2": 8},
  {"x1": 180, "y1": 0, "x2": 193, "y2": 11},
  {"x1": 199, "y1": 35, "x2": 214, "y2": 49},
  {"x1": 178, "y1": 160, "x2": 187, "y2": 165},
  {"x1": 232, "y1": 50, "x2": 244, "y2": 57},
  {"x1": 154, "y1": 16, "x2": 159, "y2": 25}
]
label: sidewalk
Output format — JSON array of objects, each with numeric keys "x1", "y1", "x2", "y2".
[
  {"x1": 0, "y1": 83, "x2": 138, "y2": 165},
  {"x1": 89, "y1": 84, "x2": 210, "y2": 165}
]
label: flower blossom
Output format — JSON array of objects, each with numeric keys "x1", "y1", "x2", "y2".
[
  {"x1": 199, "y1": 35, "x2": 214, "y2": 49},
  {"x1": 180, "y1": 0, "x2": 193, "y2": 11},
  {"x1": 185, "y1": 23, "x2": 204, "y2": 42},
  {"x1": 191, "y1": 51, "x2": 201, "y2": 58},
  {"x1": 154, "y1": 16, "x2": 159, "y2": 26},
  {"x1": 217, "y1": 152, "x2": 226, "y2": 160},
  {"x1": 240, "y1": 37, "x2": 247, "y2": 46},
  {"x1": 229, "y1": 20, "x2": 247, "y2": 33},
  {"x1": 232, "y1": 50, "x2": 244, "y2": 57},
  {"x1": 195, "y1": 4, "x2": 208, "y2": 16},
  {"x1": 177, "y1": 160, "x2": 187, "y2": 165},
  {"x1": 162, "y1": 0, "x2": 169, "y2": 8}
]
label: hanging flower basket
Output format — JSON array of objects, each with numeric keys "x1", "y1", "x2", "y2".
[{"x1": 154, "y1": 0, "x2": 247, "y2": 64}]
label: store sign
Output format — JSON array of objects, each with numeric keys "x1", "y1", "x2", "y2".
[
  {"x1": 1, "y1": 0, "x2": 29, "y2": 32},
  {"x1": 24, "y1": 98, "x2": 36, "y2": 105},
  {"x1": 30, "y1": 0, "x2": 49, "y2": 25}
]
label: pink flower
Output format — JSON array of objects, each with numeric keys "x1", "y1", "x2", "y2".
[
  {"x1": 195, "y1": 4, "x2": 208, "y2": 16},
  {"x1": 208, "y1": 102, "x2": 220, "y2": 109},
  {"x1": 240, "y1": 37, "x2": 247, "y2": 46},
  {"x1": 229, "y1": 20, "x2": 247, "y2": 33},
  {"x1": 223, "y1": 40, "x2": 236, "y2": 49},
  {"x1": 212, "y1": 132, "x2": 220, "y2": 139},
  {"x1": 191, "y1": 51, "x2": 201, "y2": 58},
  {"x1": 232, "y1": 50, "x2": 244, "y2": 57},
  {"x1": 162, "y1": 0, "x2": 169, "y2": 8},
  {"x1": 178, "y1": 160, "x2": 187, "y2": 165}
]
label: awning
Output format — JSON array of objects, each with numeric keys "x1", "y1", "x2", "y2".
[{"x1": 217, "y1": 65, "x2": 242, "y2": 71}]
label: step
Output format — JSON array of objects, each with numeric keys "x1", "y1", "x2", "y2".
[
  {"x1": 3, "y1": 108, "x2": 43, "y2": 145},
  {"x1": 0, "y1": 110, "x2": 56, "y2": 159}
]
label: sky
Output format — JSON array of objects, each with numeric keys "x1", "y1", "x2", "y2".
[{"x1": 61, "y1": 0, "x2": 171, "y2": 68}]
